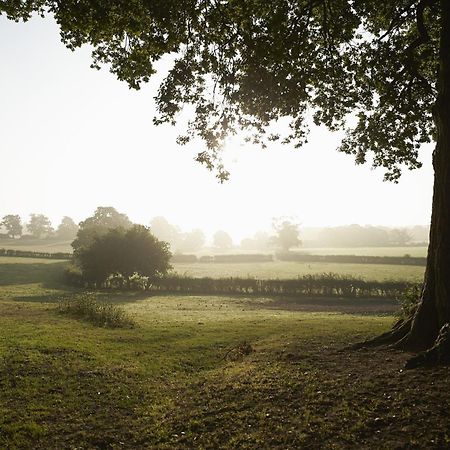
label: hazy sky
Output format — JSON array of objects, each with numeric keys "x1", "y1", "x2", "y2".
[{"x1": 0, "y1": 15, "x2": 434, "y2": 241}]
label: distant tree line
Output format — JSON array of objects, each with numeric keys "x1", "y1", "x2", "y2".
[
  {"x1": 0, "y1": 214, "x2": 78, "y2": 240},
  {"x1": 1, "y1": 209, "x2": 429, "y2": 252}
]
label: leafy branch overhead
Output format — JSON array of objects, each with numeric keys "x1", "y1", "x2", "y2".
[{"x1": 0, "y1": 0, "x2": 439, "y2": 181}]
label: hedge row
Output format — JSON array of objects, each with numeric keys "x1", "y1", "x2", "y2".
[
  {"x1": 146, "y1": 275, "x2": 412, "y2": 298},
  {"x1": 66, "y1": 269, "x2": 414, "y2": 299},
  {"x1": 277, "y1": 252, "x2": 426, "y2": 266},
  {"x1": 0, "y1": 248, "x2": 72, "y2": 260}
]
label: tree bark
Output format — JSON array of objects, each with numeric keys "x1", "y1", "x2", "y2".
[{"x1": 389, "y1": 0, "x2": 450, "y2": 355}]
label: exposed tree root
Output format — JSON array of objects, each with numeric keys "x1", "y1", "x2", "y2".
[
  {"x1": 350, "y1": 317, "x2": 412, "y2": 350},
  {"x1": 405, "y1": 323, "x2": 450, "y2": 369}
]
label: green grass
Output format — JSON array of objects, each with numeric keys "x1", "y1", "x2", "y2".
[
  {"x1": 172, "y1": 260, "x2": 424, "y2": 282},
  {"x1": 0, "y1": 257, "x2": 448, "y2": 449}
]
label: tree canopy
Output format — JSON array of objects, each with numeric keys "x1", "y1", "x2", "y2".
[
  {"x1": 56, "y1": 216, "x2": 79, "y2": 240},
  {"x1": 0, "y1": 0, "x2": 439, "y2": 181},
  {"x1": 72, "y1": 206, "x2": 132, "y2": 253},
  {"x1": 27, "y1": 213, "x2": 53, "y2": 239},
  {"x1": 1, "y1": 214, "x2": 22, "y2": 239},
  {"x1": 272, "y1": 219, "x2": 302, "y2": 252},
  {"x1": 76, "y1": 225, "x2": 172, "y2": 285}
]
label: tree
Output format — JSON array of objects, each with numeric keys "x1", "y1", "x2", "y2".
[
  {"x1": 149, "y1": 216, "x2": 182, "y2": 251},
  {"x1": 56, "y1": 216, "x2": 79, "y2": 240},
  {"x1": 1, "y1": 215, "x2": 22, "y2": 239},
  {"x1": 240, "y1": 231, "x2": 271, "y2": 252},
  {"x1": 76, "y1": 225, "x2": 171, "y2": 286},
  {"x1": 389, "y1": 228, "x2": 413, "y2": 246},
  {"x1": 3, "y1": 1, "x2": 450, "y2": 362},
  {"x1": 72, "y1": 206, "x2": 132, "y2": 254},
  {"x1": 213, "y1": 230, "x2": 233, "y2": 250},
  {"x1": 27, "y1": 214, "x2": 53, "y2": 239},
  {"x1": 178, "y1": 229, "x2": 206, "y2": 253},
  {"x1": 272, "y1": 219, "x2": 302, "y2": 252}
]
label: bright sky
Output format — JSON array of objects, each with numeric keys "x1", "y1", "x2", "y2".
[{"x1": 0, "y1": 15, "x2": 434, "y2": 242}]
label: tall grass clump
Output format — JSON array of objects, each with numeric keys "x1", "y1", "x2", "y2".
[{"x1": 57, "y1": 293, "x2": 135, "y2": 328}]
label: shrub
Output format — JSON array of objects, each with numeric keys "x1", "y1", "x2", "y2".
[
  {"x1": 396, "y1": 284, "x2": 422, "y2": 319},
  {"x1": 57, "y1": 293, "x2": 135, "y2": 328},
  {"x1": 63, "y1": 265, "x2": 84, "y2": 286},
  {"x1": 75, "y1": 224, "x2": 172, "y2": 286}
]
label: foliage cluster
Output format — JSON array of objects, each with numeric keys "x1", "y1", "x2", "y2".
[
  {"x1": 396, "y1": 284, "x2": 422, "y2": 319},
  {"x1": 271, "y1": 219, "x2": 302, "y2": 252},
  {"x1": 150, "y1": 216, "x2": 206, "y2": 253},
  {"x1": 74, "y1": 225, "x2": 172, "y2": 286},
  {"x1": 57, "y1": 293, "x2": 135, "y2": 328},
  {"x1": 0, "y1": 213, "x2": 79, "y2": 241}
]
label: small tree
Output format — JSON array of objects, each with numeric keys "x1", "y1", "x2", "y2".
[
  {"x1": 76, "y1": 225, "x2": 171, "y2": 286},
  {"x1": 389, "y1": 228, "x2": 413, "y2": 246},
  {"x1": 213, "y1": 230, "x2": 233, "y2": 250},
  {"x1": 1, "y1": 215, "x2": 22, "y2": 239},
  {"x1": 27, "y1": 214, "x2": 53, "y2": 239},
  {"x1": 149, "y1": 216, "x2": 182, "y2": 251},
  {"x1": 272, "y1": 220, "x2": 302, "y2": 252},
  {"x1": 178, "y1": 229, "x2": 205, "y2": 253},
  {"x1": 56, "y1": 216, "x2": 79, "y2": 240}
]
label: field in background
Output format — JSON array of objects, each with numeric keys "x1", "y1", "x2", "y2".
[
  {"x1": 297, "y1": 246, "x2": 427, "y2": 257},
  {"x1": 0, "y1": 239, "x2": 73, "y2": 253},
  {"x1": 172, "y1": 261, "x2": 424, "y2": 282},
  {"x1": 1, "y1": 256, "x2": 449, "y2": 448},
  {"x1": 0, "y1": 239, "x2": 428, "y2": 258}
]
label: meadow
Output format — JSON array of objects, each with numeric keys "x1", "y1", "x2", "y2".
[
  {"x1": 297, "y1": 246, "x2": 428, "y2": 257},
  {"x1": 172, "y1": 260, "x2": 424, "y2": 282},
  {"x1": 0, "y1": 257, "x2": 449, "y2": 449}
]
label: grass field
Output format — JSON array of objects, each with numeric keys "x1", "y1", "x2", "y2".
[
  {"x1": 0, "y1": 239, "x2": 73, "y2": 253},
  {"x1": 172, "y1": 261, "x2": 425, "y2": 282},
  {"x1": 298, "y1": 246, "x2": 428, "y2": 257},
  {"x1": 0, "y1": 257, "x2": 449, "y2": 448},
  {"x1": 0, "y1": 239, "x2": 428, "y2": 258}
]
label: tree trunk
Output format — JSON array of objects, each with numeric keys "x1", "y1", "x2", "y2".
[
  {"x1": 398, "y1": 0, "x2": 450, "y2": 350},
  {"x1": 398, "y1": 0, "x2": 450, "y2": 352},
  {"x1": 356, "y1": 1, "x2": 450, "y2": 360}
]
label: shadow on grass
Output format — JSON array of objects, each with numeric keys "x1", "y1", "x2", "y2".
[{"x1": 241, "y1": 296, "x2": 398, "y2": 315}]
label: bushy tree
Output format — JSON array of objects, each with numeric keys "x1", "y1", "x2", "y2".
[
  {"x1": 272, "y1": 220, "x2": 302, "y2": 252},
  {"x1": 241, "y1": 231, "x2": 271, "y2": 252},
  {"x1": 56, "y1": 216, "x2": 79, "y2": 240},
  {"x1": 178, "y1": 229, "x2": 205, "y2": 253},
  {"x1": 76, "y1": 225, "x2": 171, "y2": 286},
  {"x1": 389, "y1": 228, "x2": 413, "y2": 246},
  {"x1": 27, "y1": 214, "x2": 53, "y2": 239},
  {"x1": 1, "y1": 214, "x2": 22, "y2": 238},
  {"x1": 213, "y1": 230, "x2": 233, "y2": 250},
  {"x1": 149, "y1": 216, "x2": 182, "y2": 250}
]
